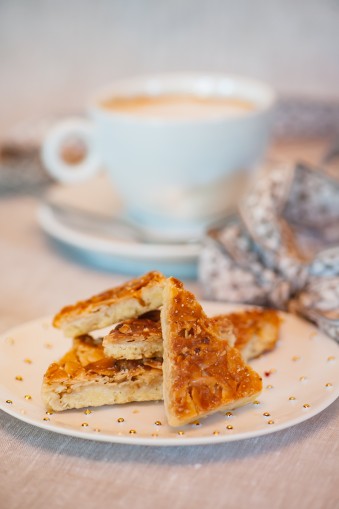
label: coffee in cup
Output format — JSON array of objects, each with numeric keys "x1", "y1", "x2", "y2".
[{"x1": 100, "y1": 94, "x2": 256, "y2": 119}]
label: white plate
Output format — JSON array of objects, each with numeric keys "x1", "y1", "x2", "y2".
[
  {"x1": 0, "y1": 302, "x2": 338, "y2": 446},
  {"x1": 37, "y1": 176, "x2": 200, "y2": 278}
]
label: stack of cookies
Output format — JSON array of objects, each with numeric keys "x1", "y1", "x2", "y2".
[{"x1": 42, "y1": 271, "x2": 280, "y2": 426}]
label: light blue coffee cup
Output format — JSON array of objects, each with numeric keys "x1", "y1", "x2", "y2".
[{"x1": 42, "y1": 73, "x2": 276, "y2": 239}]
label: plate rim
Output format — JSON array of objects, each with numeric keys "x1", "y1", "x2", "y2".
[
  {"x1": 1, "y1": 392, "x2": 338, "y2": 447},
  {"x1": 1, "y1": 308, "x2": 338, "y2": 447}
]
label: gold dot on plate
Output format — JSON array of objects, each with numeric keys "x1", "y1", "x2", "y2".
[
  {"x1": 267, "y1": 420, "x2": 274, "y2": 425},
  {"x1": 299, "y1": 376, "x2": 307, "y2": 382},
  {"x1": 213, "y1": 431, "x2": 220, "y2": 436},
  {"x1": 24, "y1": 358, "x2": 32, "y2": 364},
  {"x1": 6, "y1": 399, "x2": 13, "y2": 404},
  {"x1": 292, "y1": 356, "x2": 300, "y2": 361},
  {"x1": 24, "y1": 395, "x2": 32, "y2": 400},
  {"x1": 192, "y1": 420, "x2": 201, "y2": 426},
  {"x1": 327, "y1": 356, "x2": 335, "y2": 362},
  {"x1": 15, "y1": 375, "x2": 23, "y2": 381},
  {"x1": 303, "y1": 404, "x2": 311, "y2": 409},
  {"x1": 263, "y1": 412, "x2": 271, "y2": 417},
  {"x1": 289, "y1": 396, "x2": 296, "y2": 401},
  {"x1": 93, "y1": 428, "x2": 101, "y2": 432},
  {"x1": 325, "y1": 383, "x2": 333, "y2": 388},
  {"x1": 43, "y1": 417, "x2": 50, "y2": 421},
  {"x1": 226, "y1": 425, "x2": 233, "y2": 430},
  {"x1": 81, "y1": 422, "x2": 89, "y2": 427},
  {"x1": 46, "y1": 411, "x2": 53, "y2": 415},
  {"x1": 84, "y1": 409, "x2": 92, "y2": 415},
  {"x1": 7, "y1": 337, "x2": 15, "y2": 345},
  {"x1": 154, "y1": 420, "x2": 162, "y2": 426},
  {"x1": 151, "y1": 433, "x2": 159, "y2": 437},
  {"x1": 225, "y1": 412, "x2": 233, "y2": 417},
  {"x1": 117, "y1": 417, "x2": 125, "y2": 423},
  {"x1": 177, "y1": 431, "x2": 185, "y2": 435},
  {"x1": 253, "y1": 400, "x2": 260, "y2": 405},
  {"x1": 129, "y1": 429, "x2": 136, "y2": 434},
  {"x1": 266, "y1": 385, "x2": 274, "y2": 390}
]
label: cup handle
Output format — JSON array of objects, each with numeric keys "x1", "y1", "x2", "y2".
[{"x1": 41, "y1": 117, "x2": 102, "y2": 184}]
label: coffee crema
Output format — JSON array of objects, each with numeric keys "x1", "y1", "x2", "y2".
[{"x1": 100, "y1": 94, "x2": 256, "y2": 119}]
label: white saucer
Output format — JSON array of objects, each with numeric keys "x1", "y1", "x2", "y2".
[
  {"x1": 0, "y1": 302, "x2": 338, "y2": 446},
  {"x1": 37, "y1": 176, "x2": 200, "y2": 278}
]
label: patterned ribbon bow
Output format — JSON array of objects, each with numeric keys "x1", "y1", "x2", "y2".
[{"x1": 199, "y1": 161, "x2": 339, "y2": 342}]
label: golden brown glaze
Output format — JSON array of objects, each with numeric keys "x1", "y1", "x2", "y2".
[
  {"x1": 53, "y1": 271, "x2": 165, "y2": 329},
  {"x1": 162, "y1": 278, "x2": 262, "y2": 424}
]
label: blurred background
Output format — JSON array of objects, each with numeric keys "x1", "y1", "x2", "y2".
[
  {"x1": 1, "y1": 0, "x2": 339, "y2": 322},
  {"x1": 1, "y1": 0, "x2": 339, "y2": 137}
]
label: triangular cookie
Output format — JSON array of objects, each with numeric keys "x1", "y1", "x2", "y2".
[
  {"x1": 161, "y1": 278, "x2": 262, "y2": 426},
  {"x1": 42, "y1": 335, "x2": 163, "y2": 412},
  {"x1": 53, "y1": 271, "x2": 165, "y2": 337},
  {"x1": 103, "y1": 311, "x2": 163, "y2": 360},
  {"x1": 210, "y1": 309, "x2": 281, "y2": 362}
]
